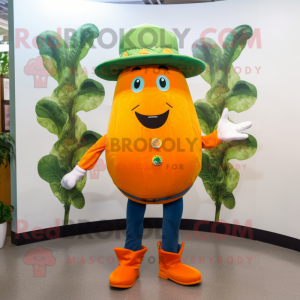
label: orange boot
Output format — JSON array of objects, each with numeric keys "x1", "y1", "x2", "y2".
[
  {"x1": 157, "y1": 241, "x2": 201, "y2": 285},
  {"x1": 109, "y1": 246, "x2": 148, "y2": 288}
]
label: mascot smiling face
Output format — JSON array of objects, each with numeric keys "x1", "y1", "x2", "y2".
[{"x1": 105, "y1": 64, "x2": 203, "y2": 202}]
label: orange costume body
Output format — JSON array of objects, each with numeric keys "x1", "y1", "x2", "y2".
[{"x1": 78, "y1": 65, "x2": 221, "y2": 205}]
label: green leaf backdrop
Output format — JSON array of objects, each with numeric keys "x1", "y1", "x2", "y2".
[
  {"x1": 192, "y1": 25, "x2": 258, "y2": 221},
  {"x1": 36, "y1": 24, "x2": 105, "y2": 225}
]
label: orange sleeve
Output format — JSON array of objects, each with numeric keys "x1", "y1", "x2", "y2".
[
  {"x1": 78, "y1": 135, "x2": 106, "y2": 170},
  {"x1": 202, "y1": 130, "x2": 222, "y2": 149}
]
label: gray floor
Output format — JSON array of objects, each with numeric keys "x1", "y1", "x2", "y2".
[{"x1": 0, "y1": 229, "x2": 300, "y2": 300}]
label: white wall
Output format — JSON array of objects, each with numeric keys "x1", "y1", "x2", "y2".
[{"x1": 11, "y1": 0, "x2": 300, "y2": 240}]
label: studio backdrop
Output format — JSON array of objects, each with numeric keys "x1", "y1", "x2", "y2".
[{"x1": 9, "y1": 0, "x2": 300, "y2": 243}]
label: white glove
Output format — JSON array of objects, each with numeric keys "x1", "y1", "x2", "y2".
[
  {"x1": 217, "y1": 108, "x2": 252, "y2": 142},
  {"x1": 61, "y1": 165, "x2": 86, "y2": 190}
]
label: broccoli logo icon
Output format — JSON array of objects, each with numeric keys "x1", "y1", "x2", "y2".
[
  {"x1": 24, "y1": 246, "x2": 56, "y2": 277},
  {"x1": 24, "y1": 56, "x2": 50, "y2": 88},
  {"x1": 89, "y1": 158, "x2": 106, "y2": 179}
]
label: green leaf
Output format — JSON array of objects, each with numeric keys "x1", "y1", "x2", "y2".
[
  {"x1": 75, "y1": 79, "x2": 105, "y2": 112},
  {"x1": 211, "y1": 183, "x2": 235, "y2": 209},
  {"x1": 75, "y1": 64, "x2": 89, "y2": 87},
  {"x1": 203, "y1": 147, "x2": 226, "y2": 171},
  {"x1": 0, "y1": 201, "x2": 4, "y2": 209},
  {"x1": 199, "y1": 153, "x2": 219, "y2": 201},
  {"x1": 220, "y1": 185, "x2": 236, "y2": 209},
  {"x1": 36, "y1": 31, "x2": 69, "y2": 82},
  {"x1": 200, "y1": 153, "x2": 218, "y2": 182},
  {"x1": 211, "y1": 183, "x2": 222, "y2": 202},
  {"x1": 194, "y1": 100, "x2": 219, "y2": 135},
  {"x1": 71, "y1": 189, "x2": 85, "y2": 209},
  {"x1": 0, "y1": 53, "x2": 9, "y2": 76},
  {"x1": 201, "y1": 136, "x2": 255, "y2": 197},
  {"x1": 210, "y1": 167, "x2": 226, "y2": 200},
  {"x1": 3, "y1": 215, "x2": 12, "y2": 221},
  {"x1": 222, "y1": 25, "x2": 253, "y2": 67},
  {"x1": 225, "y1": 134, "x2": 257, "y2": 161},
  {"x1": 75, "y1": 176, "x2": 87, "y2": 193},
  {"x1": 227, "y1": 65, "x2": 241, "y2": 89},
  {"x1": 69, "y1": 24, "x2": 100, "y2": 68},
  {"x1": 36, "y1": 117, "x2": 58, "y2": 136},
  {"x1": 225, "y1": 80, "x2": 257, "y2": 113},
  {"x1": 225, "y1": 163, "x2": 240, "y2": 193},
  {"x1": 0, "y1": 133, "x2": 14, "y2": 144},
  {"x1": 216, "y1": 166, "x2": 226, "y2": 183},
  {"x1": 192, "y1": 37, "x2": 223, "y2": 85},
  {"x1": 38, "y1": 155, "x2": 63, "y2": 183},
  {"x1": 78, "y1": 131, "x2": 101, "y2": 150},
  {"x1": 3, "y1": 206, "x2": 10, "y2": 215},
  {"x1": 50, "y1": 182, "x2": 69, "y2": 204},
  {"x1": 200, "y1": 149, "x2": 240, "y2": 205},
  {"x1": 0, "y1": 133, "x2": 14, "y2": 167},
  {"x1": 49, "y1": 176, "x2": 86, "y2": 207},
  {"x1": 36, "y1": 99, "x2": 68, "y2": 136},
  {"x1": 75, "y1": 115, "x2": 88, "y2": 139}
]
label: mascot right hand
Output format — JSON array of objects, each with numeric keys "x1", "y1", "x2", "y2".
[{"x1": 61, "y1": 165, "x2": 86, "y2": 190}]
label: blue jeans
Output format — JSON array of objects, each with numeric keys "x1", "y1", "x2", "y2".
[{"x1": 124, "y1": 198, "x2": 183, "y2": 253}]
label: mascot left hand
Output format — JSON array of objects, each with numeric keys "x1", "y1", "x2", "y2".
[
  {"x1": 61, "y1": 165, "x2": 86, "y2": 190},
  {"x1": 217, "y1": 108, "x2": 252, "y2": 142}
]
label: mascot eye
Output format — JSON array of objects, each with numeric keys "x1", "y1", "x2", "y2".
[
  {"x1": 156, "y1": 75, "x2": 170, "y2": 91},
  {"x1": 131, "y1": 77, "x2": 144, "y2": 93}
]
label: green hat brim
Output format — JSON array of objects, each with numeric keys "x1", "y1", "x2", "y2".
[{"x1": 95, "y1": 54, "x2": 206, "y2": 81}]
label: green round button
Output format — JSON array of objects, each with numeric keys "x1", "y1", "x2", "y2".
[{"x1": 152, "y1": 155, "x2": 163, "y2": 166}]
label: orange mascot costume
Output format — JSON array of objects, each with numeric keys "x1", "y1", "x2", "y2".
[{"x1": 61, "y1": 24, "x2": 252, "y2": 288}]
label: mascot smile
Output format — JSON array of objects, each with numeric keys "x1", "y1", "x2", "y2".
[{"x1": 135, "y1": 110, "x2": 169, "y2": 129}]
